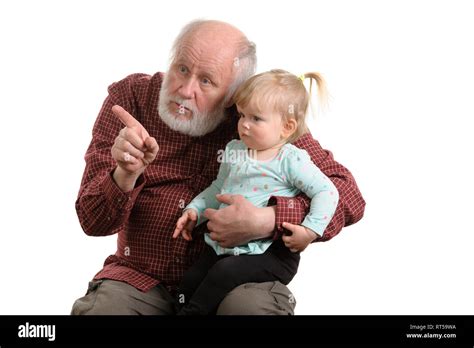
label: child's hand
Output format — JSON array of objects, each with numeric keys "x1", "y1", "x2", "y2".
[
  {"x1": 173, "y1": 209, "x2": 198, "y2": 241},
  {"x1": 281, "y1": 222, "x2": 320, "y2": 252}
]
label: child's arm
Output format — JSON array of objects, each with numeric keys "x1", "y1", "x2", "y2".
[
  {"x1": 282, "y1": 149, "x2": 339, "y2": 250},
  {"x1": 185, "y1": 163, "x2": 229, "y2": 226},
  {"x1": 184, "y1": 142, "x2": 234, "y2": 226},
  {"x1": 268, "y1": 134, "x2": 365, "y2": 242},
  {"x1": 173, "y1": 178, "x2": 224, "y2": 240}
]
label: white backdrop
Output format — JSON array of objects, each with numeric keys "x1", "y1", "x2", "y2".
[{"x1": 1, "y1": 0, "x2": 473, "y2": 315}]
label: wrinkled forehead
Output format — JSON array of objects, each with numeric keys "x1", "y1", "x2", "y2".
[{"x1": 174, "y1": 38, "x2": 236, "y2": 79}]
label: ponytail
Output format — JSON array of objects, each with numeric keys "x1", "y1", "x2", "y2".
[{"x1": 300, "y1": 72, "x2": 328, "y2": 109}]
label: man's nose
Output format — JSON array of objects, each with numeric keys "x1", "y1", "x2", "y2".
[{"x1": 178, "y1": 77, "x2": 197, "y2": 99}]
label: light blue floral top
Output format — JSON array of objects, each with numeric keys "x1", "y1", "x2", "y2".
[{"x1": 186, "y1": 139, "x2": 339, "y2": 255}]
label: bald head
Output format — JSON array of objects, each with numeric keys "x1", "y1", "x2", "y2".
[{"x1": 171, "y1": 20, "x2": 246, "y2": 62}]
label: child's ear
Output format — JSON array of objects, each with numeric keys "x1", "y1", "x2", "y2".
[{"x1": 281, "y1": 119, "x2": 298, "y2": 139}]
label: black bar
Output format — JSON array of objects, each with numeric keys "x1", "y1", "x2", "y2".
[{"x1": 0, "y1": 315, "x2": 473, "y2": 347}]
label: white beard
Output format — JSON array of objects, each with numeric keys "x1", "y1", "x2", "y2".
[{"x1": 158, "y1": 75, "x2": 227, "y2": 137}]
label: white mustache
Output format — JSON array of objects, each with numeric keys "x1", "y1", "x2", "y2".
[{"x1": 171, "y1": 98, "x2": 201, "y2": 114}]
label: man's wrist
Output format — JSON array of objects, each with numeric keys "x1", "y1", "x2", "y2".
[
  {"x1": 112, "y1": 166, "x2": 140, "y2": 192},
  {"x1": 255, "y1": 206, "x2": 276, "y2": 239}
]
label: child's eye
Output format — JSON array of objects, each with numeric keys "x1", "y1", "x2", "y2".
[
  {"x1": 253, "y1": 116, "x2": 262, "y2": 122},
  {"x1": 238, "y1": 112, "x2": 245, "y2": 118}
]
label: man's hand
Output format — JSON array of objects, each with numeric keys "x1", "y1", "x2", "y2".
[
  {"x1": 111, "y1": 105, "x2": 159, "y2": 191},
  {"x1": 173, "y1": 209, "x2": 198, "y2": 241},
  {"x1": 203, "y1": 194, "x2": 276, "y2": 248},
  {"x1": 281, "y1": 222, "x2": 320, "y2": 253}
]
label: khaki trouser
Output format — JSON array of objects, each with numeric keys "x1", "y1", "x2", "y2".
[{"x1": 71, "y1": 279, "x2": 296, "y2": 315}]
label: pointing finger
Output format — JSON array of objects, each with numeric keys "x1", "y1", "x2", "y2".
[{"x1": 112, "y1": 105, "x2": 144, "y2": 130}]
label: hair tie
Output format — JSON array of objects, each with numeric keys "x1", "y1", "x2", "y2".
[{"x1": 298, "y1": 74, "x2": 305, "y2": 82}]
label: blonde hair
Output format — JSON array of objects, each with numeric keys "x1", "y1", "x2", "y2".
[{"x1": 233, "y1": 69, "x2": 328, "y2": 143}]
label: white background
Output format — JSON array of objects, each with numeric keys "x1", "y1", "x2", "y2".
[{"x1": 1, "y1": 0, "x2": 473, "y2": 315}]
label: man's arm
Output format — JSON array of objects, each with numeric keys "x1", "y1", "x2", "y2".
[{"x1": 75, "y1": 74, "x2": 154, "y2": 236}]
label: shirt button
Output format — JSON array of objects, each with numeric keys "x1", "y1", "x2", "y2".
[
  {"x1": 117, "y1": 198, "x2": 122, "y2": 203},
  {"x1": 175, "y1": 257, "x2": 181, "y2": 264},
  {"x1": 107, "y1": 216, "x2": 111, "y2": 221}
]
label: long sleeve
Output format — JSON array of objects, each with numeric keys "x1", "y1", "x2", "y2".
[
  {"x1": 283, "y1": 149, "x2": 339, "y2": 237},
  {"x1": 269, "y1": 133, "x2": 366, "y2": 242},
  {"x1": 185, "y1": 142, "x2": 233, "y2": 225},
  {"x1": 75, "y1": 74, "x2": 149, "y2": 236}
]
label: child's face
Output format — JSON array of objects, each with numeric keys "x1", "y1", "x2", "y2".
[{"x1": 237, "y1": 103, "x2": 286, "y2": 151}]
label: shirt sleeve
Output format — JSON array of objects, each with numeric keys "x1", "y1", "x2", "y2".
[
  {"x1": 283, "y1": 149, "x2": 339, "y2": 237},
  {"x1": 185, "y1": 140, "x2": 234, "y2": 225},
  {"x1": 268, "y1": 134, "x2": 366, "y2": 242},
  {"x1": 75, "y1": 74, "x2": 149, "y2": 236}
]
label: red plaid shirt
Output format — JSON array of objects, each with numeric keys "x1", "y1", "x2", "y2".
[{"x1": 76, "y1": 72, "x2": 366, "y2": 292}]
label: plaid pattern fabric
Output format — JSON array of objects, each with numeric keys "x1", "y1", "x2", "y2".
[{"x1": 75, "y1": 72, "x2": 366, "y2": 292}]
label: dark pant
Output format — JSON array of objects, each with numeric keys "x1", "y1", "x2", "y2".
[{"x1": 177, "y1": 239, "x2": 300, "y2": 315}]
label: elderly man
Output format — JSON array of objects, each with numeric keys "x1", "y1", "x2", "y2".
[{"x1": 72, "y1": 20, "x2": 365, "y2": 315}]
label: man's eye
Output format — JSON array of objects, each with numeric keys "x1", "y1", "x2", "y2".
[
  {"x1": 201, "y1": 78, "x2": 211, "y2": 85},
  {"x1": 179, "y1": 66, "x2": 187, "y2": 73}
]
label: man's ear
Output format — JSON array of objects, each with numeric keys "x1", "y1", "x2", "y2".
[{"x1": 281, "y1": 118, "x2": 298, "y2": 139}]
